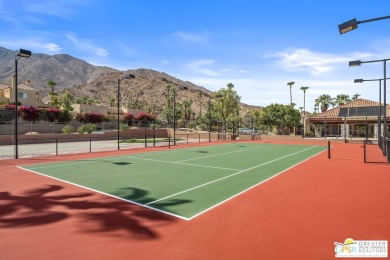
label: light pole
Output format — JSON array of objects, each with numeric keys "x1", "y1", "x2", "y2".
[
  {"x1": 14, "y1": 49, "x2": 31, "y2": 159},
  {"x1": 338, "y1": 15, "x2": 390, "y2": 34},
  {"x1": 350, "y1": 59, "x2": 389, "y2": 139},
  {"x1": 299, "y1": 106, "x2": 303, "y2": 137},
  {"x1": 300, "y1": 86, "x2": 309, "y2": 138},
  {"x1": 173, "y1": 86, "x2": 188, "y2": 145},
  {"x1": 354, "y1": 78, "x2": 390, "y2": 142},
  {"x1": 117, "y1": 74, "x2": 135, "y2": 150}
]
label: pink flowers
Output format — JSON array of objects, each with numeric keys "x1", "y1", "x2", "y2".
[{"x1": 76, "y1": 112, "x2": 104, "y2": 123}]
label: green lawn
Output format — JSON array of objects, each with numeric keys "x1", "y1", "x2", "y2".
[{"x1": 20, "y1": 143, "x2": 327, "y2": 219}]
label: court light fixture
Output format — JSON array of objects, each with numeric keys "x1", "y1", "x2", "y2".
[
  {"x1": 339, "y1": 15, "x2": 390, "y2": 34},
  {"x1": 14, "y1": 48, "x2": 32, "y2": 159},
  {"x1": 349, "y1": 60, "x2": 361, "y2": 67}
]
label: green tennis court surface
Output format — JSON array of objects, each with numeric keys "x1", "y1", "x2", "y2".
[{"x1": 19, "y1": 143, "x2": 327, "y2": 220}]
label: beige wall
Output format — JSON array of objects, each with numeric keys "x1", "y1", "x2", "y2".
[{"x1": 72, "y1": 104, "x2": 110, "y2": 114}]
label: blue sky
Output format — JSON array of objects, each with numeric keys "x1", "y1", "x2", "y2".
[{"x1": 1, "y1": 0, "x2": 390, "y2": 112}]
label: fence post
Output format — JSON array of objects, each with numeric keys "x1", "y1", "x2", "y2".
[
  {"x1": 56, "y1": 138, "x2": 58, "y2": 155},
  {"x1": 90, "y1": 137, "x2": 92, "y2": 153},
  {"x1": 199, "y1": 133, "x2": 200, "y2": 143},
  {"x1": 168, "y1": 137, "x2": 171, "y2": 148},
  {"x1": 153, "y1": 129, "x2": 155, "y2": 147},
  {"x1": 187, "y1": 134, "x2": 189, "y2": 144}
]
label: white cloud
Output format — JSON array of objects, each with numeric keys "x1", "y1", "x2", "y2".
[
  {"x1": 185, "y1": 60, "x2": 239, "y2": 77},
  {"x1": 0, "y1": 38, "x2": 61, "y2": 53},
  {"x1": 22, "y1": 0, "x2": 91, "y2": 18},
  {"x1": 66, "y1": 34, "x2": 109, "y2": 57},
  {"x1": 186, "y1": 59, "x2": 219, "y2": 76},
  {"x1": 263, "y1": 48, "x2": 374, "y2": 76},
  {"x1": 173, "y1": 31, "x2": 208, "y2": 42}
]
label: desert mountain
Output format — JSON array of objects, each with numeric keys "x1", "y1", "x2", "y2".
[{"x1": 0, "y1": 47, "x2": 260, "y2": 116}]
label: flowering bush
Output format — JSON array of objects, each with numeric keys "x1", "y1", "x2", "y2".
[
  {"x1": 123, "y1": 113, "x2": 134, "y2": 122},
  {"x1": 76, "y1": 112, "x2": 104, "y2": 123},
  {"x1": 46, "y1": 108, "x2": 61, "y2": 122},
  {"x1": 19, "y1": 106, "x2": 39, "y2": 121},
  {"x1": 135, "y1": 112, "x2": 156, "y2": 120},
  {"x1": 0, "y1": 104, "x2": 15, "y2": 110}
]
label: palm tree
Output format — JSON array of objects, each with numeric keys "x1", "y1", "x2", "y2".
[
  {"x1": 333, "y1": 94, "x2": 351, "y2": 106},
  {"x1": 287, "y1": 81, "x2": 295, "y2": 105},
  {"x1": 351, "y1": 93, "x2": 361, "y2": 101},
  {"x1": 300, "y1": 86, "x2": 309, "y2": 136},
  {"x1": 47, "y1": 80, "x2": 56, "y2": 95},
  {"x1": 315, "y1": 94, "x2": 332, "y2": 112}
]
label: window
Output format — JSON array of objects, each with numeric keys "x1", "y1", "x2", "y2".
[{"x1": 17, "y1": 92, "x2": 28, "y2": 99}]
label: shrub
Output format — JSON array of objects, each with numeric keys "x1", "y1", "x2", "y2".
[
  {"x1": 76, "y1": 112, "x2": 104, "y2": 123},
  {"x1": 19, "y1": 106, "x2": 39, "y2": 121},
  {"x1": 123, "y1": 113, "x2": 134, "y2": 123},
  {"x1": 0, "y1": 104, "x2": 15, "y2": 122},
  {"x1": 187, "y1": 121, "x2": 196, "y2": 129},
  {"x1": 47, "y1": 108, "x2": 61, "y2": 122},
  {"x1": 37, "y1": 108, "x2": 48, "y2": 121},
  {"x1": 84, "y1": 123, "x2": 96, "y2": 134},
  {"x1": 198, "y1": 123, "x2": 208, "y2": 131},
  {"x1": 135, "y1": 112, "x2": 156, "y2": 120},
  {"x1": 119, "y1": 123, "x2": 128, "y2": 131},
  {"x1": 58, "y1": 110, "x2": 72, "y2": 122},
  {"x1": 62, "y1": 124, "x2": 74, "y2": 134},
  {"x1": 77, "y1": 126, "x2": 84, "y2": 134}
]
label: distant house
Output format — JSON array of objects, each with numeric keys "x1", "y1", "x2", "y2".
[
  {"x1": 308, "y1": 98, "x2": 390, "y2": 138},
  {"x1": 0, "y1": 76, "x2": 45, "y2": 107},
  {"x1": 71, "y1": 103, "x2": 145, "y2": 116}
]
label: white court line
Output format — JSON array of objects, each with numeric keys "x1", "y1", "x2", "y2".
[
  {"x1": 16, "y1": 166, "x2": 190, "y2": 221},
  {"x1": 175, "y1": 146, "x2": 263, "y2": 163},
  {"x1": 128, "y1": 156, "x2": 240, "y2": 171},
  {"x1": 145, "y1": 146, "x2": 318, "y2": 206},
  {"x1": 24, "y1": 155, "x2": 133, "y2": 169},
  {"x1": 188, "y1": 146, "x2": 327, "y2": 220}
]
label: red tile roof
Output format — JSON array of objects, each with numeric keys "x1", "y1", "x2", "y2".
[
  {"x1": 308, "y1": 98, "x2": 390, "y2": 120},
  {"x1": 0, "y1": 83, "x2": 38, "y2": 91}
]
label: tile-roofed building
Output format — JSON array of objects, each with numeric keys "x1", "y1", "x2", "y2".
[
  {"x1": 0, "y1": 77, "x2": 44, "y2": 107},
  {"x1": 307, "y1": 98, "x2": 390, "y2": 138}
]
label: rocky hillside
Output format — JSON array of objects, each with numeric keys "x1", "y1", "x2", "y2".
[
  {"x1": 0, "y1": 47, "x2": 261, "y2": 117},
  {"x1": 0, "y1": 47, "x2": 117, "y2": 94}
]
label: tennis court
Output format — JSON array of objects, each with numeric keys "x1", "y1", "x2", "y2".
[{"x1": 19, "y1": 142, "x2": 327, "y2": 220}]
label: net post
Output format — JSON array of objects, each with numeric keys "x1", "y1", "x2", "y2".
[
  {"x1": 144, "y1": 127, "x2": 147, "y2": 148},
  {"x1": 328, "y1": 140, "x2": 331, "y2": 159},
  {"x1": 89, "y1": 137, "x2": 92, "y2": 153},
  {"x1": 363, "y1": 140, "x2": 367, "y2": 163},
  {"x1": 153, "y1": 128, "x2": 155, "y2": 147}
]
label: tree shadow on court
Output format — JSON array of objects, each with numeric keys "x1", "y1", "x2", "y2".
[
  {"x1": 112, "y1": 187, "x2": 192, "y2": 216},
  {"x1": 0, "y1": 184, "x2": 188, "y2": 239}
]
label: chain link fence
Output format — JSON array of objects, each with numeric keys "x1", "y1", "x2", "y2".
[{"x1": 363, "y1": 139, "x2": 389, "y2": 163}]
